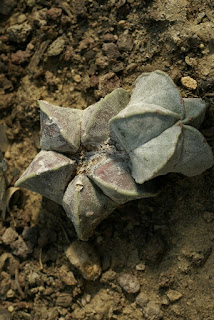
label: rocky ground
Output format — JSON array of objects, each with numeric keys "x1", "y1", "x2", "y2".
[{"x1": 0, "y1": 0, "x2": 214, "y2": 319}]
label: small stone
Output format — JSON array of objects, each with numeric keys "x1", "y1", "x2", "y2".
[
  {"x1": 73, "y1": 74, "x2": 82, "y2": 83},
  {"x1": 102, "y1": 42, "x2": 120, "y2": 59},
  {"x1": 158, "y1": 271, "x2": 174, "y2": 288},
  {"x1": 38, "y1": 286, "x2": 45, "y2": 292},
  {"x1": 32, "y1": 8, "x2": 47, "y2": 27},
  {"x1": 7, "y1": 306, "x2": 14, "y2": 313},
  {"x1": 2, "y1": 228, "x2": 30, "y2": 258},
  {"x1": 112, "y1": 62, "x2": 124, "y2": 73},
  {"x1": 161, "y1": 296, "x2": 169, "y2": 305},
  {"x1": 7, "y1": 23, "x2": 32, "y2": 43},
  {"x1": 7, "y1": 289, "x2": 15, "y2": 298},
  {"x1": 144, "y1": 301, "x2": 163, "y2": 320},
  {"x1": 11, "y1": 50, "x2": 31, "y2": 65},
  {"x1": 136, "y1": 292, "x2": 149, "y2": 307},
  {"x1": 2, "y1": 228, "x2": 18, "y2": 245},
  {"x1": 56, "y1": 293, "x2": 73, "y2": 307},
  {"x1": 100, "y1": 270, "x2": 117, "y2": 283},
  {"x1": 47, "y1": 8, "x2": 62, "y2": 20},
  {"x1": 47, "y1": 37, "x2": 65, "y2": 56},
  {"x1": 26, "y1": 0, "x2": 35, "y2": 6},
  {"x1": 118, "y1": 273, "x2": 140, "y2": 293},
  {"x1": 27, "y1": 272, "x2": 39, "y2": 285},
  {"x1": 95, "y1": 54, "x2": 109, "y2": 69},
  {"x1": 65, "y1": 241, "x2": 102, "y2": 281},
  {"x1": 17, "y1": 14, "x2": 27, "y2": 24},
  {"x1": 118, "y1": 20, "x2": 125, "y2": 25},
  {"x1": 136, "y1": 262, "x2": 146, "y2": 271},
  {"x1": 181, "y1": 76, "x2": 197, "y2": 90},
  {"x1": 97, "y1": 72, "x2": 121, "y2": 97},
  {"x1": 185, "y1": 56, "x2": 197, "y2": 67},
  {"x1": 103, "y1": 33, "x2": 116, "y2": 42},
  {"x1": 167, "y1": 289, "x2": 182, "y2": 302},
  {"x1": 58, "y1": 265, "x2": 77, "y2": 286},
  {"x1": 81, "y1": 293, "x2": 91, "y2": 306},
  {"x1": 117, "y1": 33, "x2": 133, "y2": 51}
]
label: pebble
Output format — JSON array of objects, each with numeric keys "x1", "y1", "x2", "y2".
[
  {"x1": 7, "y1": 23, "x2": 32, "y2": 43},
  {"x1": 47, "y1": 8, "x2": 62, "y2": 20},
  {"x1": 65, "y1": 240, "x2": 102, "y2": 281},
  {"x1": 102, "y1": 42, "x2": 120, "y2": 59},
  {"x1": 97, "y1": 72, "x2": 121, "y2": 97},
  {"x1": 167, "y1": 289, "x2": 182, "y2": 302},
  {"x1": 11, "y1": 50, "x2": 31, "y2": 65},
  {"x1": 185, "y1": 56, "x2": 197, "y2": 67},
  {"x1": 103, "y1": 33, "x2": 116, "y2": 42},
  {"x1": 161, "y1": 295, "x2": 169, "y2": 305},
  {"x1": 8, "y1": 306, "x2": 14, "y2": 313},
  {"x1": 136, "y1": 262, "x2": 146, "y2": 271},
  {"x1": 117, "y1": 33, "x2": 133, "y2": 51},
  {"x1": 47, "y1": 37, "x2": 65, "y2": 56},
  {"x1": 118, "y1": 273, "x2": 140, "y2": 293},
  {"x1": 58, "y1": 266, "x2": 77, "y2": 286},
  {"x1": 81, "y1": 293, "x2": 91, "y2": 306},
  {"x1": 55, "y1": 293, "x2": 73, "y2": 307},
  {"x1": 181, "y1": 76, "x2": 197, "y2": 90},
  {"x1": 6, "y1": 289, "x2": 15, "y2": 298},
  {"x1": 73, "y1": 74, "x2": 82, "y2": 83},
  {"x1": 135, "y1": 292, "x2": 149, "y2": 307},
  {"x1": 2, "y1": 227, "x2": 18, "y2": 245},
  {"x1": 17, "y1": 14, "x2": 27, "y2": 24},
  {"x1": 144, "y1": 301, "x2": 163, "y2": 320},
  {"x1": 2, "y1": 227, "x2": 30, "y2": 258}
]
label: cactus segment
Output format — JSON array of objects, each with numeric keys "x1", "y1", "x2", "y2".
[
  {"x1": 182, "y1": 98, "x2": 207, "y2": 128},
  {"x1": 89, "y1": 156, "x2": 159, "y2": 204},
  {"x1": 81, "y1": 88, "x2": 130, "y2": 146},
  {"x1": 130, "y1": 70, "x2": 184, "y2": 118},
  {"x1": 172, "y1": 125, "x2": 214, "y2": 176},
  {"x1": 109, "y1": 104, "x2": 180, "y2": 153},
  {"x1": 129, "y1": 125, "x2": 182, "y2": 184},
  {"x1": 39, "y1": 100, "x2": 82, "y2": 154},
  {"x1": 62, "y1": 174, "x2": 117, "y2": 240},
  {"x1": 15, "y1": 150, "x2": 76, "y2": 204}
]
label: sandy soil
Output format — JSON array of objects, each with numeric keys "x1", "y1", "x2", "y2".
[{"x1": 0, "y1": 0, "x2": 214, "y2": 319}]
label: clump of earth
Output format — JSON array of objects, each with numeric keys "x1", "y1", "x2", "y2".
[{"x1": 0, "y1": 1, "x2": 214, "y2": 319}]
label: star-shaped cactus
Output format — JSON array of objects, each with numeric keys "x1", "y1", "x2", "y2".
[
  {"x1": 15, "y1": 71, "x2": 213, "y2": 240},
  {"x1": 110, "y1": 71, "x2": 213, "y2": 183}
]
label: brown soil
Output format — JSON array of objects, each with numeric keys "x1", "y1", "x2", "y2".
[{"x1": 0, "y1": 0, "x2": 214, "y2": 319}]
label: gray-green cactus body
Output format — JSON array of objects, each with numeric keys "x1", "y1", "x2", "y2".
[
  {"x1": 89, "y1": 155, "x2": 159, "y2": 204},
  {"x1": 110, "y1": 70, "x2": 213, "y2": 184},
  {"x1": 62, "y1": 174, "x2": 117, "y2": 240},
  {"x1": 15, "y1": 150, "x2": 76, "y2": 204},
  {"x1": 39, "y1": 100, "x2": 82, "y2": 154},
  {"x1": 81, "y1": 88, "x2": 130, "y2": 146},
  {"x1": 15, "y1": 71, "x2": 213, "y2": 240}
]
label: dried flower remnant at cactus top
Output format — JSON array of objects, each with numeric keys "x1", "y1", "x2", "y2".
[{"x1": 15, "y1": 71, "x2": 214, "y2": 240}]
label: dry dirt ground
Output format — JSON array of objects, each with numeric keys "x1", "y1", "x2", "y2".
[{"x1": 0, "y1": 0, "x2": 214, "y2": 319}]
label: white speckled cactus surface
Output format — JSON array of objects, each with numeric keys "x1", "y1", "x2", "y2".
[{"x1": 15, "y1": 71, "x2": 214, "y2": 240}]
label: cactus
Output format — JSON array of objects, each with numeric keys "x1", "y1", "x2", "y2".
[{"x1": 15, "y1": 71, "x2": 213, "y2": 240}]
